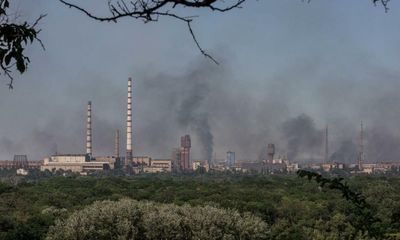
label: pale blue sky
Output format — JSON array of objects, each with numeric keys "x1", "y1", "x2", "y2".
[{"x1": 1, "y1": 0, "x2": 400, "y2": 161}]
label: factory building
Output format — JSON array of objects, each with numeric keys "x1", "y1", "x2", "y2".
[
  {"x1": 133, "y1": 156, "x2": 151, "y2": 166},
  {"x1": 93, "y1": 156, "x2": 119, "y2": 169},
  {"x1": 40, "y1": 154, "x2": 111, "y2": 174},
  {"x1": 0, "y1": 155, "x2": 42, "y2": 170},
  {"x1": 131, "y1": 156, "x2": 172, "y2": 173},
  {"x1": 192, "y1": 160, "x2": 210, "y2": 172},
  {"x1": 143, "y1": 159, "x2": 172, "y2": 173}
]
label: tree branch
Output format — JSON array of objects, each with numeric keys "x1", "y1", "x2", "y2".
[
  {"x1": 373, "y1": 0, "x2": 390, "y2": 12},
  {"x1": 0, "y1": 0, "x2": 45, "y2": 89},
  {"x1": 59, "y1": 0, "x2": 247, "y2": 64}
]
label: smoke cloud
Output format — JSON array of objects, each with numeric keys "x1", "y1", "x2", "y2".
[
  {"x1": 2, "y1": 56, "x2": 400, "y2": 163},
  {"x1": 281, "y1": 114, "x2": 323, "y2": 162},
  {"x1": 176, "y1": 69, "x2": 214, "y2": 161},
  {"x1": 329, "y1": 140, "x2": 357, "y2": 164}
]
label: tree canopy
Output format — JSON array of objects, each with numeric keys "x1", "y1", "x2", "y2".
[{"x1": 46, "y1": 198, "x2": 269, "y2": 240}]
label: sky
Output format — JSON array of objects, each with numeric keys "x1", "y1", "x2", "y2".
[{"x1": 1, "y1": 0, "x2": 400, "y2": 163}]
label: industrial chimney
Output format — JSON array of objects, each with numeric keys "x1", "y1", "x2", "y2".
[
  {"x1": 180, "y1": 135, "x2": 191, "y2": 171},
  {"x1": 86, "y1": 101, "x2": 92, "y2": 157},
  {"x1": 357, "y1": 121, "x2": 365, "y2": 171},
  {"x1": 324, "y1": 125, "x2": 329, "y2": 164},
  {"x1": 267, "y1": 144, "x2": 275, "y2": 164},
  {"x1": 115, "y1": 129, "x2": 120, "y2": 158},
  {"x1": 125, "y1": 78, "x2": 133, "y2": 168}
]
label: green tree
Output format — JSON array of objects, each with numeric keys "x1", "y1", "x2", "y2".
[
  {"x1": 46, "y1": 198, "x2": 269, "y2": 240},
  {"x1": 297, "y1": 170, "x2": 384, "y2": 239}
]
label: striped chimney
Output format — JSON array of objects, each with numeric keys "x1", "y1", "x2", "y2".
[
  {"x1": 125, "y1": 78, "x2": 133, "y2": 167},
  {"x1": 86, "y1": 101, "x2": 92, "y2": 156}
]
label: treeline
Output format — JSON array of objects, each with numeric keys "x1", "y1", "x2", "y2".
[{"x1": 1, "y1": 171, "x2": 400, "y2": 239}]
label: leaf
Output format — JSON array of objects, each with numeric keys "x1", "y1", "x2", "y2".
[
  {"x1": 0, "y1": 48, "x2": 7, "y2": 59},
  {"x1": 4, "y1": 52, "x2": 13, "y2": 65},
  {"x1": 16, "y1": 56, "x2": 26, "y2": 73}
]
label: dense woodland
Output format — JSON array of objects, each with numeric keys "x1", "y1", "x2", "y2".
[{"x1": 1, "y1": 170, "x2": 400, "y2": 239}]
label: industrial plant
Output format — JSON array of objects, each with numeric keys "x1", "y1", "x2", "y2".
[{"x1": 1, "y1": 77, "x2": 400, "y2": 176}]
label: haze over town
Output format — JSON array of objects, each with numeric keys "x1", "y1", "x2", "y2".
[{"x1": 1, "y1": 0, "x2": 400, "y2": 164}]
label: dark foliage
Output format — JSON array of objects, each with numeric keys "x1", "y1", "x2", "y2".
[
  {"x1": 0, "y1": 0, "x2": 45, "y2": 88},
  {"x1": 297, "y1": 170, "x2": 384, "y2": 239},
  {"x1": 1, "y1": 172, "x2": 400, "y2": 239}
]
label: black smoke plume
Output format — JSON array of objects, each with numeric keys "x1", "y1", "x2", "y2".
[{"x1": 281, "y1": 114, "x2": 323, "y2": 162}]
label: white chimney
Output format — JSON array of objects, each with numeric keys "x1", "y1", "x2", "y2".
[
  {"x1": 86, "y1": 101, "x2": 92, "y2": 156},
  {"x1": 125, "y1": 78, "x2": 132, "y2": 167}
]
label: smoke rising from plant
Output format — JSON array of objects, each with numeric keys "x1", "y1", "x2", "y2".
[
  {"x1": 176, "y1": 70, "x2": 214, "y2": 161},
  {"x1": 2, "y1": 55, "x2": 400, "y2": 163},
  {"x1": 281, "y1": 114, "x2": 323, "y2": 162}
]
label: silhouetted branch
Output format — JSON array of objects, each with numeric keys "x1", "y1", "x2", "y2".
[
  {"x1": 59, "y1": 0, "x2": 247, "y2": 64},
  {"x1": 297, "y1": 170, "x2": 383, "y2": 239},
  {"x1": 373, "y1": 0, "x2": 390, "y2": 12},
  {"x1": 0, "y1": 0, "x2": 45, "y2": 89}
]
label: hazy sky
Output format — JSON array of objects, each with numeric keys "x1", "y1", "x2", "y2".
[{"x1": 1, "y1": 0, "x2": 400, "y2": 162}]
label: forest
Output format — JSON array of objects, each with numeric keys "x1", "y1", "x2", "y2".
[{"x1": 1, "y1": 170, "x2": 400, "y2": 239}]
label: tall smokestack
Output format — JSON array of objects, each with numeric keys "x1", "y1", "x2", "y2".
[
  {"x1": 324, "y1": 125, "x2": 328, "y2": 164},
  {"x1": 357, "y1": 121, "x2": 365, "y2": 170},
  {"x1": 267, "y1": 144, "x2": 275, "y2": 164},
  {"x1": 125, "y1": 78, "x2": 133, "y2": 167},
  {"x1": 115, "y1": 129, "x2": 120, "y2": 158},
  {"x1": 180, "y1": 135, "x2": 191, "y2": 171},
  {"x1": 86, "y1": 101, "x2": 92, "y2": 156}
]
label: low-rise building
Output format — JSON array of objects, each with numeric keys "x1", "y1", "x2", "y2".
[
  {"x1": 40, "y1": 154, "x2": 110, "y2": 174},
  {"x1": 93, "y1": 156, "x2": 119, "y2": 169},
  {"x1": 192, "y1": 160, "x2": 210, "y2": 172},
  {"x1": 0, "y1": 155, "x2": 42, "y2": 169},
  {"x1": 133, "y1": 156, "x2": 151, "y2": 166}
]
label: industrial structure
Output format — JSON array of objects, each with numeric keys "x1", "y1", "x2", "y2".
[
  {"x1": 226, "y1": 151, "x2": 236, "y2": 167},
  {"x1": 192, "y1": 160, "x2": 210, "y2": 172},
  {"x1": 125, "y1": 77, "x2": 133, "y2": 169},
  {"x1": 40, "y1": 154, "x2": 112, "y2": 173},
  {"x1": 6, "y1": 76, "x2": 400, "y2": 177},
  {"x1": 38, "y1": 77, "x2": 167, "y2": 175},
  {"x1": 38, "y1": 77, "x2": 173, "y2": 175},
  {"x1": 0, "y1": 155, "x2": 42, "y2": 170},
  {"x1": 86, "y1": 101, "x2": 92, "y2": 157},
  {"x1": 171, "y1": 148, "x2": 181, "y2": 172},
  {"x1": 115, "y1": 129, "x2": 120, "y2": 158},
  {"x1": 357, "y1": 121, "x2": 365, "y2": 171},
  {"x1": 324, "y1": 125, "x2": 329, "y2": 164},
  {"x1": 266, "y1": 144, "x2": 275, "y2": 164},
  {"x1": 180, "y1": 135, "x2": 191, "y2": 171}
]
